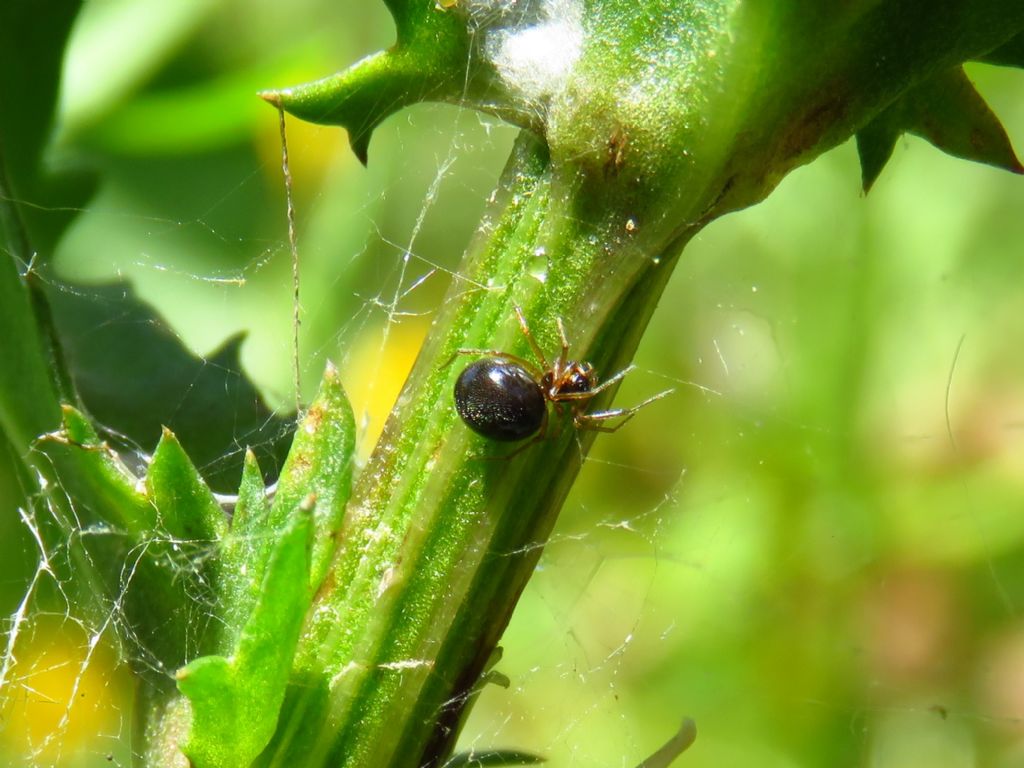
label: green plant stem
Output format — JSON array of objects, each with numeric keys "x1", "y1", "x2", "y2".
[{"x1": 256, "y1": 131, "x2": 688, "y2": 768}]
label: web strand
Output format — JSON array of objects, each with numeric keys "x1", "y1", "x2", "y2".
[{"x1": 277, "y1": 106, "x2": 302, "y2": 415}]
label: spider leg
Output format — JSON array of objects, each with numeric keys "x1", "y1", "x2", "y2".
[
  {"x1": 574, "y1": 388, "x2": 674, "y2": 432},
  {"x1": 513, "y1": 306, "x2": 550, "y2": 373},
  {"x1": 554, "y1": 316, "x2": 571, "y2": 378},
  {"x1": 443, "y1": 348, "x2": 543, "y2": 379},
  {"x1": 550, "y1": 365, "x2": 637, "y2": 402},
  {"x1": 585, "y1": 364, "x2": 636, "y2": 395}
]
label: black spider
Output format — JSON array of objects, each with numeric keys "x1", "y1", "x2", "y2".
[{"x1": 453, "y1": 307, "x2": 670, "y2": 447}]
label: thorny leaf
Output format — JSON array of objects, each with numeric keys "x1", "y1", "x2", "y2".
[
  {"x1": 51, "y1": 281, "x2": 296, "y2": 494},
  {"x1": 179, "y1": 364, "x2": 356, "y2": 767},
  {"x1": 856, "y1": 66, "x2": 1024, "y2": 192},
  {"x1": 266, "y1": 362, "x2": 355, "y2": 593},
  {"x1": 978, "y1": 29, "x2": 1024, "y2": 68},
  {"x1": 261, "y1": 1, "x2": 474, "y2": 164},
  {"x1": 219, "y1": 364, "x2": 356, "y2": 643},
  {"x1": 34, "y1": 408, "x2": 210, "y2": 670},
  {"x1": 147, "y1": 427, "x2": 228, "y2": 544},
  {"x1": 177, "y1": 501, "x2": 315, "y2": 768}
]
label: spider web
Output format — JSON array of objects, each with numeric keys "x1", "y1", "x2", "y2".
[{"x1": 3, "y1": 3, "x2": 1024, "y2": 767}]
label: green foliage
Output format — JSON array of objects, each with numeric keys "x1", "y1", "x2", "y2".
[
  {"x1": 0, "y1": 231, "x2": 63, "y2": 450},
  {"x1": 216, "y1": 365, "x2": 356, "y2": 648},
  {"x1": 0, "y1": 1, "x2": 76, "y2": 453},
  {"x1": 43, "y1": 405, "x2": 153, "y2": 535},
  {"x1": 148, "y1": 428, "x2": 228, "y2": 543},
  {"x1": 1, "y1": 1, "x2": 1023, "y2": 767},
  {"x1": 1, "y1": 0, "x2": 292, "y2": 496},
  {"x1": 267, "y1": 364, "x2": 356, "y2": 592},
  {"x1": 177, "y1": 503, "x2": 315, "y2": 768},
  {"x1": 274, "y1": 1, "x2": 1024, "y2": 313},
  {"x1": 0, "y1": 0, "x2": 88, "y2": 255},
  {"x1": 259, "y1": 1, "x2": 1024, "y2": 763},
  {"x1": 35, "y1": 406, "x2": 211, "y2": 670},
  {"x1": 173, "y1": 364, "x2": 354, "y2": 768},
  {"x1": 980, "y1": 29, "x2": 1024, "y2": 67},
  {"x1": 856, "y1": 67, "x2": 1023, "y2": 192},
  {"x1": 264, "y1": 0, "x2": 477, "y2": 164},
  {"x1": 52, "y1": 283, "x2": 295, "y2": 493}
]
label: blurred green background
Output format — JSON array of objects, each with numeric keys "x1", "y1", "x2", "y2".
[{"x1": 2, "y1": 1, "x2": 1023, "y2": 766}]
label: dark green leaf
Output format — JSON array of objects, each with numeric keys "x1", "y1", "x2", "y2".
[
  {"x1": 50, "y1": 281, "x2": 295, "y2": 493},
  {"x1": 903, "y1": 67, "x2": 1023, "y2": 173},
  {"x1": 977, "y1": 31, "x2": 1024, "y2": 67},
  {"x1": 0, "y1": 0, "x2": 89, "y2": 457},
  {"x1": 855, "y1": 115, "x2": 903, "y2": 195},
  {"x1": 0, "y1": 0, "x2": 79, "y2": 188},
  {"x1": 0, "y1": 431, "x2": 36, "y2": 615},
  {"x1": 0, "y1": 221, "x2": 63, "y2": 451},
  {"x1": 0, "y1": 0, "x2": 93, "y2": 255},
  {"x1": 856, "y1": 66, "x2": 1023, "y2": 192}
]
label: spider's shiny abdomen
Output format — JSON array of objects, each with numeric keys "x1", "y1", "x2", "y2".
[{"x1": 454, "y1": 358, "x2": 546, "y2": 442}]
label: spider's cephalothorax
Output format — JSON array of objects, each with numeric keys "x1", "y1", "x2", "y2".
[
  {"x1": 451, "y1": 308, "x2": 671, "y2": 452},
  {"x1": 541, "y1": 361, "x2": 596, "y2": 398}
]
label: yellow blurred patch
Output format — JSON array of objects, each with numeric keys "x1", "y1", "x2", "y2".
[
  {"x1": 343, "y1": 320, "x2": 429, "y2": 463},
  {"x1": 254, "y1": 103, "x2": 355, "y2": 199},
  {"x1": 1, "y1": 619, "x2": 129, "y2": 762}
]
